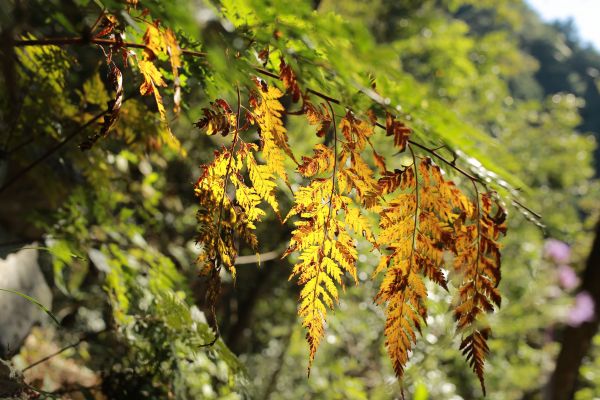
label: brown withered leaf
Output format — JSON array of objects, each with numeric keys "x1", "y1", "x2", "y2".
[
  {"x1": 385, "y1": 112, "x2": 412, "y2": 152},
  {"x1": 280, "y1": 58, "x2": 301, "y2": 103},
  {"x1": 373, "y1": 150, "x2": 387, "y2": 174},
  {"x1": 93, "y1": 15, "x2": 117, "y2": 39},
  {"x1": 460, "y1": 329, "x2": 490, "y2": 396},
  {"x1": 194, "y1": 99, "x2": 235, "y2": 136},
  {"x1": 80, "y1": 64, "x2": 123, "y2": 150},
  {"x1": 304, "y1": 101, "x2": 332, "y2": 138},
  {"x1": 142, "y1": 21, "x2": 164, "y2": 60}
]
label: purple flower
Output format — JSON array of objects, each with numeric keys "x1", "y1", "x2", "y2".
[
  {"x1": 567, "y1": 292, "x2": 595, "y2": 327},
  {"x1": 544, "y1": 239, "x2": 571, "y2": 264},
  {"x1": 557, "y1": 265, "x2": 579, "y2": 290}
]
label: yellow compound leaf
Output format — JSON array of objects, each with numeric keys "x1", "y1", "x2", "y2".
[
  {"x1": 376, "y1": 157, "x2": 504, "y2": 391},
  {"x1": 340, "y1": 111, "x2": 374, "y2": 152},
  {"x1": 143, "y1": 22, "x2": 165, "y2": 59},
  {"x1": 138, "y1": 59, "x2": 166, "y2": 95},
  {"x1": 375, "y1": 264, "x2": 427, "y2": 379},
  {"x1": 286, "y1": 180, "x2": 358, "y2": 374},
  {"x1": 298, "y1": 144, "x2": 335, "y2": 177},
  {"x1": 247, "y1": 150, "x2": 280, "y2": 217},
  {"x1": 250, "y1": 80, "x2": 297, "y2": 183},
  {"x1": 138, "y1": 59, "x2": 182, "y2": 153}
]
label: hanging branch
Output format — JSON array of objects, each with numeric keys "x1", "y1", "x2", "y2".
[
  {"x1": 13, "y1": 37, "x2": 206, "y2": 57},
  {"x1": 9, "y1": 35, "x2": 527, "y2": 203}
]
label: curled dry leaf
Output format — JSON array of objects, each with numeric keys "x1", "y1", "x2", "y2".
[{"x1": 80, "y1": 64, "x2": 123, "y2": 150}]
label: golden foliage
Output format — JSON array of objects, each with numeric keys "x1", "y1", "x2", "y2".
[
  {"x1": 15, "y1": 9, "x2": 512, "y2": 391},
  {"x1": 453, "y1": 192, "x2": 506, "y2": 394},
  {"x1": 298, "y1": 144, "x2": 335, "y2": 177},
  {"x1": 195, "y1": 140, "x2": 282, "y2": 280},
  {"x1": 249, "y1": 79, "x2": 297, "y2": 183},
  {"x1": 190, "y1": 70, "x2": 506, "y2": 393},
  {"x1": 285, "y1": 180, "x2": 359, "y2": 372},
  {"x1": 374, "y1": 156, "x2": 500, "y2": 390},
  {"x1": 304, "y1": 101, "x2": 332, "y2": 138}
]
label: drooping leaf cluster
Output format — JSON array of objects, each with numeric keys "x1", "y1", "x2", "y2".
[{"x1": 191, "y1": 57, "x2": 508, "y2": 391}]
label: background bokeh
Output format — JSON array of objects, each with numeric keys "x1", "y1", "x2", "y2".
[{"x1": 1, "y1": 0, "x2": 599, "y2": 399}]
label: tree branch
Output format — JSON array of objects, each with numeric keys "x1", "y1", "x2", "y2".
[
  {"x1": 12, "y1": 35, "x2": 541, "y2": 220},
  {"x1": 13, "y1": 37, "x2": 206, "y2": 57},
  {"x1": 0, "y1": 108, "x2": 107, "y2": 196}
]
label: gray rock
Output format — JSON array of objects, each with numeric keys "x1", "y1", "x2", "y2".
[
  {"x1": 0, "y1": 359, "x2": 24, "y2": 397},
  {"x1": 0, "y1": 245, "x2": 52, "y2": 357}
]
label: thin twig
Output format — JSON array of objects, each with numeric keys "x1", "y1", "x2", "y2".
[
  {"x1": 13, "y1": 37, "x2": 206, "y2": 57},
  {"x1": 14, "y1": 35, "x2": 540, "y2": 219},
  {"x1": 511, "y1": 198, "x2": 542, "y2": 220},
  {"x1": 23, "y1": 329, "x2": 108, "y2": 372},
  {"x1": 0, "y1": 109, "x2": 107, "y2": 195},
  {"x1": 235, "y1": 249, "x2": 282, "y2": 265},
  {"x1": 406, "y1": 138, "x2": 481, "y2": 182},
  {"x1": 252, "y1": 68, "x2": 485, "y2": 185},
  {"x1": 13, "y1": 35, "x2": 493, "y2": 187}
]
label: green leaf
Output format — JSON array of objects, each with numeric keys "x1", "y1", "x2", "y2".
[{"x1": 0, "y1": 288, "x2": 60, "y2": 326}]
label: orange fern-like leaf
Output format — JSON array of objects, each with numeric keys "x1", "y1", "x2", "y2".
[{"x1": 454, "y1": 191, "x2": 506, "y2": 394}]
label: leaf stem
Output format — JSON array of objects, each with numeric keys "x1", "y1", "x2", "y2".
[
  {"x1": 214, "y1": 86, "x2": 242, "y2": 271},
  {"x1": 408, "y1": 144, "x2": 419, "y2": 268},
  {"x1": 471, "y1": 180, "x2": 483, "y2": 318}
]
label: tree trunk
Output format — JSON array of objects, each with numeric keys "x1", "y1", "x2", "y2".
[{"x1": 546, "y1": 221, "x2": 600, "y2": 400}]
